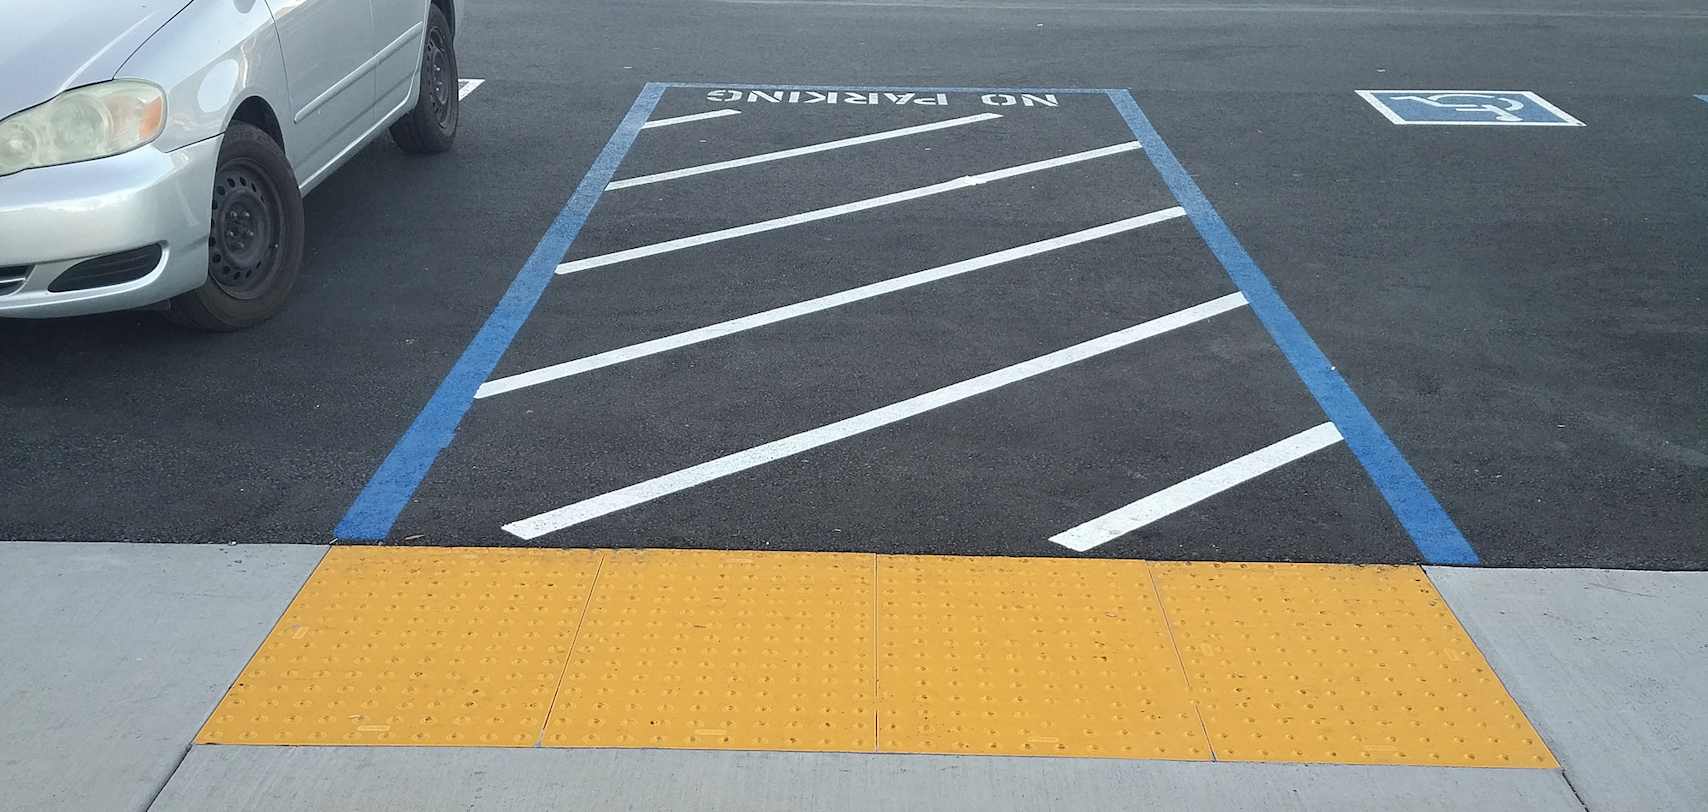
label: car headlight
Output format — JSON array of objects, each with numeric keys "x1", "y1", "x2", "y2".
[{"x1": 0, "y1": 80, "x2": 166, "y2": 178}]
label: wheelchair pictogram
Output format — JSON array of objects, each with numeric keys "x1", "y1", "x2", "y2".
[
  {"x1": 1357, "y1": 90, "x2": 1583, "y2": 126},
  {"x1": 1385, "y1": 93, "x2": 1526, "y2": 122}
]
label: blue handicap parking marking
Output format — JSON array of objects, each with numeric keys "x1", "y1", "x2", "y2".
[
  {"x1": 1358, "y1": 90, "x2": 1583, "y2": 126},
  {"x1": 339, "y1": 83, "x2": 1481, "y2": 564}
]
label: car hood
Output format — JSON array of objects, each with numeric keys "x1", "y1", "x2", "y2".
[{"x1": 0, "y1": 0, "x2": 195, "y2": 118}]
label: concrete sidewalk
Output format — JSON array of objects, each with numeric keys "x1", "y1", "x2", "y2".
[{"x1": 2, "y1": 541, "x2": 1703, "y2": 811}]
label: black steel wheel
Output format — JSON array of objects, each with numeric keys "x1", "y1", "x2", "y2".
[
  {"x1": 209, "y1": 160, "x2": 284, "y2": 299},
  {"x1": 164, "y1": 122, "x2": 304, "y2": 331},
  {"x1": 390, "y1": 5, "x2": 459, "y2": 154}
]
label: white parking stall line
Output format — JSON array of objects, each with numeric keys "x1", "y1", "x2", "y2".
[
  {"x1": 500, "y1": 292, "x2": 1249, "y2": 540},
  {"x1": 456, "y1": 79, "x2": 484, "y2": 100},
  {"x1": 608, "y1": 113, "x2": 1003, "y2": 190},
  {"x1": 557, "y1": 142, "x2": 1144, "y2": 276},
  {"x1": 641, "y1": 109, "x2": 742, "y2": 129},
  {"x1": 482, "y1": 208, "x2": 1186, "y2": 398},
  {"x1": 1048, "y1": 422, "x2": 1345, "y2": 552}
]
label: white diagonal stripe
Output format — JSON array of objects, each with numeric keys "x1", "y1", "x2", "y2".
[
  {"x1": 501, "y1": 292, "x2": 1248, "y2": 540},
  {"x1": 556, "y1": 142, "x2": 1145, "y2": 275},
  {"x1": 478, "y1": 207, "x2": 1188, "y2": 398},
  {"x1": 641, "y1": 109, "x2": 741, "y2": 129},
  {"x1": 1049, "y1": 422, "x2": 1346, "y2": 552},
  {"x1": 609, "y1": 113, "x2": 1002, "y2": 189}
]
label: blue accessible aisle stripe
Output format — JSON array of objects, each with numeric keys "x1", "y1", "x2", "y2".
[
  {"x1": 334, "y1": 83, "x2": 667, "y2": 540},
  {"x1": 1107, "y1": 90, "x2": 1478, "y2": 564}
]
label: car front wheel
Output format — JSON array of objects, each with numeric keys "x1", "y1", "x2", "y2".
[
  {"x1": 390, "y1": 4, "x2": 458, "y2": 154},
  {"x1": 164, "y1": 121, "x2": 304, "y2": 331}
]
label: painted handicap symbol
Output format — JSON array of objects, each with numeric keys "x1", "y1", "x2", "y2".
[
  {"x1": 1357, "y1": 90, "x2": 1583, "y2": 126},
  {"x1": 1384, "y1": 93, "x2": 1526, "y2": 122}
]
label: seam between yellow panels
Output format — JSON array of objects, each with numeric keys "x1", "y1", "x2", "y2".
[
  {"x1": 870, "y1": 553, "x2": 882, "y2": 754},
  {"x1": 192, "y1": 544, "x2": 334, "y2": 744},
  {"x1": 533, "y1": 549, "x2": 609, "y2": 748},
  {"x1": 1144, "y1": 560, "x2": 1218, "y2": 762}
]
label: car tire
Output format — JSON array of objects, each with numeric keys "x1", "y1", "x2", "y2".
[
  {"x1": 163, "y1": 122, "x2": 304, "y2": 331},
  {"x1": 390, "y1": 5, "x2": 458, "y2": 154}
]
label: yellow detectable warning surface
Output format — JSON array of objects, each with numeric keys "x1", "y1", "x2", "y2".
[
  {"x1": 200, "y1": 549, "x2": 1556, "y2": 768},
  {"x1": 1152, "y1": 563, "x2": 1556, "y2": 768},
  {"x1": 879, "y1": 556, "x2": 1205, "y2": 759},
  {"x1": 544, "y1": 549, "x2": 875, "y2": 751},
  {"x1": 197, "y1": 547, "x2": 604, "y2": 746}
]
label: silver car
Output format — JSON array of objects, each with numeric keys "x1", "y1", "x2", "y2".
[{"x1": 0, "y1": 0, "x2": 463, "y2": 329}]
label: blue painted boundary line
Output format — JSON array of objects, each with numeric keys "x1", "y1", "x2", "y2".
[
  {"x1": 1106, "y1": 90, "x2": 1478, "y2": 564},
  {"x1": 333, "y1": 82, "x2": 667, "y2": 540},
  {"x1": 1697, "y1": 94, "x2": 1708, "y2": 104},
  {"x1": 669, "y1": 83, "x2": 1121, "y2": 94}
]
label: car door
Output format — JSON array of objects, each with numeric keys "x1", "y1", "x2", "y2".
[
  {"x1": 263, "y1": 0, "x2": 376, "y2": 179},
  {"x1": 369, "y1": 0, "x2": 427, "y2": 113}
]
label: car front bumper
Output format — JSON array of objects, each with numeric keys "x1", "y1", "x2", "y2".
[{"x1": 0, "y1": 137, "x2": 221, "y2": 319}]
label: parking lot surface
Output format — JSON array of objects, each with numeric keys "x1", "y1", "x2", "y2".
[
  {"x1": 5, "y1": 3, "x2": 1707, "y2": 812},
  {"x1": 2, "y1": 0, "x2": 1703, "y2": 569}
]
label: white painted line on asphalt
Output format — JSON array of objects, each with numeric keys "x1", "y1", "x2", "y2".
[
  {"x1": 500, "y1": 292, "x2": 1248, "y2": 539},
  {"x1": 609, "y1": 113, "x2": 1003, "y2": 189},
  {"x1": 480, "y1": 207, "x2": 1187, "y2": 398},
  {"x1": 556, "y1": 141, "x2": 1145, "y2": 275},
  {"x1": 641, "y1": 109, "x2": 742, "y2": 129},
  {"x1": 457, "y1": 79, "x2": 484, "y2": 100},
  {"x1": 1049, "y1": 422, "x2": 1344, "y2": 552}
]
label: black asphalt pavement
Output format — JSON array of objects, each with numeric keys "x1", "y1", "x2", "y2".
[{"x1": 1, "y1": 0, "x2": 1702, "y2": 569}]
